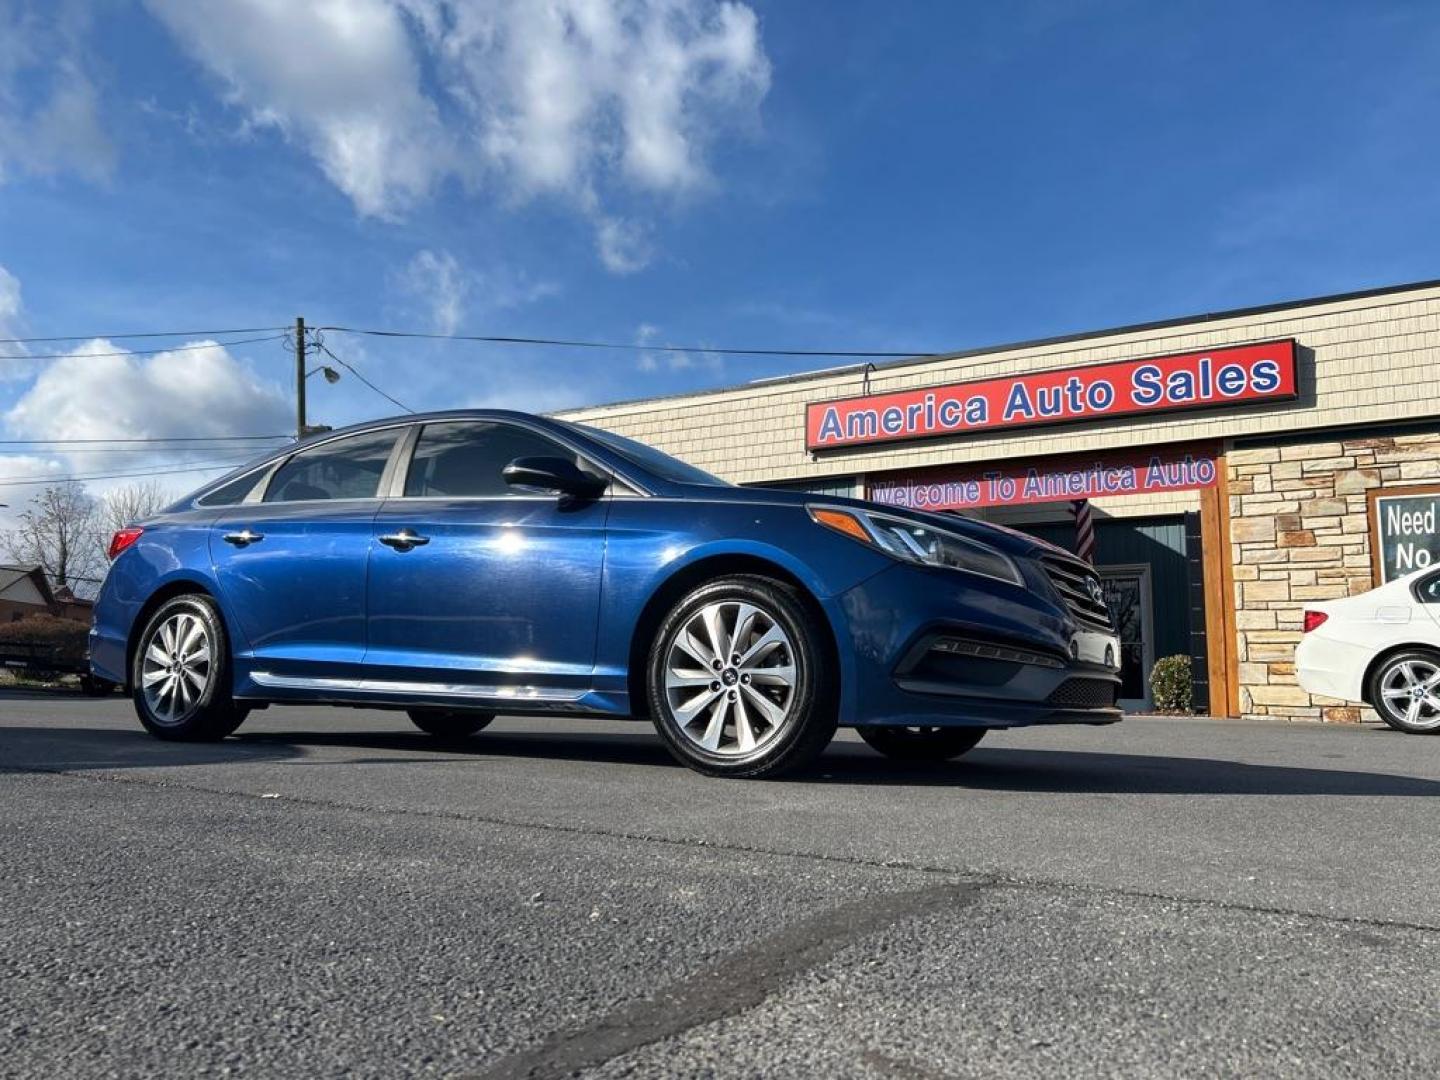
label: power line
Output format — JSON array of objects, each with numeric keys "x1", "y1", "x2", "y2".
[
  {"x1": 317, "y1": 324, "x2": 936, "y2": 359},
  {"x1": 0, "y1": 435, "x2": 291, "y2": 445},
  {"x1": 0, "y1": 446, "x2": 283, "y2": 455},
  {"x1": 315, "y1": 341, "x2": 415, "y2": 414},
  {"x1": 0, "y1": 326, "x2": 290, "y2": 345},
  {"x1": 0, "y1": 334, "x2": 289, "y2": 361},
  {"x1": 0, "y1": 458, "x2": 253, "y2": 488}
]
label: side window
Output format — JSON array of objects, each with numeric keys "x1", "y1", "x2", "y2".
[
  {"x1": 403, "y1": 421, "x2": 591, "y2": 498},
  {"x1": 196, "y1": 467, "x2": 268, "y2": 507},
  {"x1": 263, "y1": 429, "x2": 400, "y2": 503}
]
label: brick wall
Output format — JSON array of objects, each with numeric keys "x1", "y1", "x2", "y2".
[{"x1": 1228, "y1": 433, "x2": 1440, "y2": 723}]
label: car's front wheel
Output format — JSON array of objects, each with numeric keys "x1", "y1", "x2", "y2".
[
  {"x1": 131, "y1": 594, "x2": 248, "y2": 741},
  {"x1": 1368, "y1": 649, "x2": 1440, "y2": 733},
  {"x1": 407, "y1": 709, "x2": 494, "y2": 738},
  {"x1": 647, "y1": 575, "x2": 837, "y2": 778},
  {"x1": 858, "y1": 725, "x2": 986, "y2": 762}
]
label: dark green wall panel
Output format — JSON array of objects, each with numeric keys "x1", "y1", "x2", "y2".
[{"x1": 1024, "y1": 516, "x2": 1191, "y2": 663}]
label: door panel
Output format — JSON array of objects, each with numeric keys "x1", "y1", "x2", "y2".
[
  {"x1": 207, "y1": 426, "x2": 402, "y2": 679},
  {"x1": 210, "y1": 500, "x2": 380, "y2": 676},
  {"x1": 364, "y1": 497, "x2": 609, "y2": 691},
  {"x1": 363, "y1": 418, "x2": 611, "y2": 694}
]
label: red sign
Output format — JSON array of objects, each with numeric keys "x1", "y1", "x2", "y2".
[
  {"x1": 806, "y1": 339, "x2": 1298, "y2": 450},
  {"x1": 866, "y1": 444, "x2": 1219, "y2": 511}
]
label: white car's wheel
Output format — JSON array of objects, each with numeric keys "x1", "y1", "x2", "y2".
[{"x1": 1368, "y1": 650, "x2": 1440, "y2": 734}]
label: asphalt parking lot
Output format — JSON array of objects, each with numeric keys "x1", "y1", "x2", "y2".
[{"x1": 3, "y1": 693, "x2": 1439, "y2": 1078}]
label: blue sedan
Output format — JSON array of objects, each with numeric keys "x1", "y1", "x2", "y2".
[{"x1": 91, "y1": 410, "x2": 1121, "y2": 778}]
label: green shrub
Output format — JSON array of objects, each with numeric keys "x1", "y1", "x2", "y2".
[{"x1": 1149, "y1": 654, "x2": 1194, "y2": 714}]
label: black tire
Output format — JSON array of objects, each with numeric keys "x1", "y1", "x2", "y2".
[
  {"x1": 79, "y1": 674, "x2": 116, "y2": 696},
  {"x1": 130, "y1": 594, "x2": 248, "y2": 741},
  {"x1": 858, "y1": 725, "x2": 987, "y2": 762},
  {"x1": 1367, "y1": 649, "x2": 1440, "y2": 734},
  {"x1": 647, "y1": 574, "x2": 837, "y2": 779},
  {"x1": 407, "y1": 709, "x2": 494, "y2": 738}
]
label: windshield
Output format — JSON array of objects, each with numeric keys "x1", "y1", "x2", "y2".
[{"x1": 566, "y1": 423, "x2": 729, "y2": 486}]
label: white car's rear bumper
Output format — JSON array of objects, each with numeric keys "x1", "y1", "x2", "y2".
[{"x1": 1294, "y1": 634, "x2": 1368, "y2": 702}]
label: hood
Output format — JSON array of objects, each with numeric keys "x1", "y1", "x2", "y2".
[{"x1": 673, "y1": 482, "x2": 1053, "y2": 559}]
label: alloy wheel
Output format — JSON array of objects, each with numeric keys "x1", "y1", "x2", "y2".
[
  {"x1": 140, "y1": 611, "x2": 214, "y2": 725},
  {"x1": 1378, "y1": 657, "x2": 1440, "y2": 731},
  {"x1": 663, "y1": 600, "x2": 798, "y2": 757}
]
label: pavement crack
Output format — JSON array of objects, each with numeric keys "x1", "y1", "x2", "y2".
[{"x1": 461, "y1": 882, "x2": 982, "y2": 1080}]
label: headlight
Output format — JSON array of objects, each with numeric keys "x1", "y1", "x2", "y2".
[{"x1": 807, "y1": 505, "x2": 1023, "y2": 586}]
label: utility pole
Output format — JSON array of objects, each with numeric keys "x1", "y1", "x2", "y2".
[{"x1": 295, "y1": 315, "x2": 307, "y2": 441}]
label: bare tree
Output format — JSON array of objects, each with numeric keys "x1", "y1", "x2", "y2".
[
  {"x1": 1, "y1": 482, "x2": 104, "y2": 592},
  {"x1": 102, "y1": 480, "x2": 174, "y2": 534}
]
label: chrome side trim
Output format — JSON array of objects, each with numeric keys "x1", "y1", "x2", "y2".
[{"x1": 249, "y1": 671, "x2": 586, "y2": 702}]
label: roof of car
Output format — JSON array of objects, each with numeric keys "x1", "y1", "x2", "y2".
[{"x1": 294, "y1": 408, "x2": 565, "y2": 447}]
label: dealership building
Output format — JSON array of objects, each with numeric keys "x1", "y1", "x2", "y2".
[{"x1": 559, "y1": 280, "x2": 1440, "y2": 721}]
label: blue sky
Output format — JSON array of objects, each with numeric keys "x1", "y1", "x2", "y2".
[{"x1": 2, "y1": 0, "x2": 1440, "y2": 518}]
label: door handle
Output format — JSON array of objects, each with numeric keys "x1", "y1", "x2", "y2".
[
  {"x1": 379, "y1": 528, "x2": 430, "y2": 552},
  {"x1": 222, "y1": 529, "x2": 264, "y2": 547}
]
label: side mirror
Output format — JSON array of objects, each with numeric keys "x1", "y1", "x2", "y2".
[{"x1": 502, "y1": 456, "x2": 607, "y2": 501}]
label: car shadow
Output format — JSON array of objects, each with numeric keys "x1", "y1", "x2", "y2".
[
  {"x1": 0, "y1": 725, "x2": 309, "y2": 772},
  {"x1": 7, "y1": 722, "x2": 1438, "y2": 798}
]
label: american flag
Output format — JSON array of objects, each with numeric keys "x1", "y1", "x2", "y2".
[{"x1": 1071, "y1": 499, "x2": 1096, "y2": 563}]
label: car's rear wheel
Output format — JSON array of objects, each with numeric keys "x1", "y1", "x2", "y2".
[
  {"x1": 647, "y1": 575, "x2": 836, "y2": 778},
  {"x1": 131, "y1": 594, "x2": 248, "y2": 741},
  {"x1": 1368, "y1": 649, "x2": 1440, "y2": 733},
  {"x1": 407, "y1": 709, "x2": 494, "y2": 738},
  {"x1": 858, "y1": 725, "x2": 987, "y2": 762}
]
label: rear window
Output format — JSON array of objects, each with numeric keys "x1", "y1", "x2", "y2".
[
  {"x1": 263, "y1": 428, "x2": 400, "y2": 503},
  {"x1": 1416, "y1": 572, "x2": 1440, "y2": 604},
  {"x1": 196, "y1": 468, "x2": 268, "y2": 507}
]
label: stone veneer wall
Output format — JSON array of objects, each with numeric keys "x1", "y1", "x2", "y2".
[{"x1": 1228, "y1": 432, "x2": 1440, "y2": 723}]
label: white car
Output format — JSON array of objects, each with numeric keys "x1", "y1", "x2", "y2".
[{"x1": 1295, "y1": 567, "x2": 1440, "y2": 733}]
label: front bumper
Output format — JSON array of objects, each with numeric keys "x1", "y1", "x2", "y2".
[{"x1": 834, "y1": 561, "x2": 1123, "y2": 728}]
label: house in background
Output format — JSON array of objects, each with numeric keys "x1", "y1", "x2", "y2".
[
  {"x1": 51, "y1": 584, "x2": 95, "y2": 623},
  {"x1": 0, "y1": 564, "x2": 72, "y2": 622}
]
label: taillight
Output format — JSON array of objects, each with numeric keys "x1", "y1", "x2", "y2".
[
  {"x1": 1302, "y1": 610, "x2": 1329, "y2": 633},
  {"x1": 107, "y1": 526, "x2": 144, "y2": 561}
]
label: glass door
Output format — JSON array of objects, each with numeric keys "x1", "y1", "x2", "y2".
[{"x1": 1098, "y1": 564, "x2": 1154, "y2": 712}]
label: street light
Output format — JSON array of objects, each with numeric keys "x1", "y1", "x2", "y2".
[{"x1": 298, "y1": 365, "x2": 341, "y2": 438}]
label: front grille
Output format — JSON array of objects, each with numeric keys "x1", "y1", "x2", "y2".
[
  {"x1": 1040, "y1": 555, "x2": 1112, "y2": 630},
  {"x1": 1046, "y1": 677, "x2": 1118, "y2": 710}
]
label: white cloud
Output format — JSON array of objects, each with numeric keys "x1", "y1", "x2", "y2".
[
  {"x1": 634, "y1": 321, "x2": 721, "y2": 373},
  {"x1": 145, "y1": 0, "x2": 448, "y2": 217},
  {"x1": 595, "y1": 215, "x2": 654, "y2": 274},
  {"x1": 397, "y1": 249, "x2": 469, "y2": 335},
  {"x1": 0, "y1": 1, "x2": 115, "y2": 182},
  {"x1": 7, "y1": 338, "x2": 291, "y2": 443},
  {"x1": 408, "y1": 0, "x2": 770, "y2": 197},
  {"x1": 0, "y1": 261, "x2": 30, "y2": 380},
  {"x1": 0, "y1": 338, "x2": 290, "y2": 535},
  {"x1": 392, "y1": 247, "x2": 559, "y2": 333},
  {"x1": 148, "y1": 0, "x2": 771, "y2": 267},
  {"x1": 0, "y1": 263, "x2": 20, "y2": 331}
]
